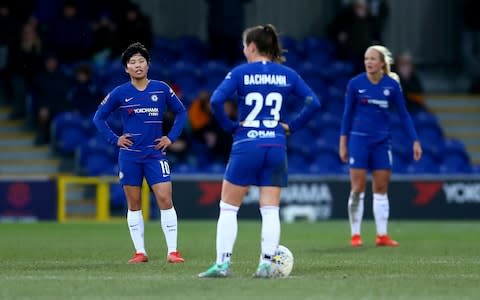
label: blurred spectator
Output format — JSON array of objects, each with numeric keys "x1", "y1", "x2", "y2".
[
  {"x1": 461, "y1": 0, "x2": 480, "y2": 93},
  {"x1": 65, "y1": 63, "x2": 103, "y2": 117},
  {"x1": 205, "y1": 0, "x2": 251, "y2": 65},
  {"x1": 188, "y1": 90, "x2": 234, "y2": 163},
  {"x1": 32, "y1": 54, "x2": 71, "y2": 145},
  {"x1": 327, "y1": 0, "x2": 387, "y2": 73},
  {"x1": 395, "y1": 51, "x2": 428, "y2": 113},
  {"x1": 7, "y1": 21, "x2": 43, "y2": 120},
  {"x1": 45, "y1": 0, "x2": 93, "y2": 63},
  {"x1": 366, "y1": 0, "x2": 389, "y2": 41},
  {"x1": 0, "y1": 2, "x2": 22, "y2": 104},
  {"x1": 112, "y1": 2, "x2": 152, "y2": 58},
  {"x1": 90, "y1": 11, "x2": 117, "y2": 64}
]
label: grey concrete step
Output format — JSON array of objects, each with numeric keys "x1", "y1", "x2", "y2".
[
  {"x1": 0, "y1": 159, "x2": 60, "y2": 174},
  {"x1": 0, "y1": 132, "x2": 35, "y2": 147},
  {"x1": 0, "y1": 106, "x2": 11, "y2": 120},
  {"x1": 0, "y1": 146, "x2": 52, "y2": 160},
  {"x1": 0, "y1": 120, "x2": 25, "y2": 132},
  {"x1": 425, "y1": 94, "x2": 480, "y2": 166}
]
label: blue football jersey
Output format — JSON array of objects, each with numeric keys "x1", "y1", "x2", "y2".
[
  {"x1": 210, "y1": 61, "x2": 321, "y2": 147},
  {"x1": 93, "y1": 80, "x2": 186, "y2": 161},
  {"x1": 340, "y1": 73, "x2": 418, "y2": 142}
]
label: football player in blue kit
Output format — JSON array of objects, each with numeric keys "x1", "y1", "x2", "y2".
[
  {"x1": 198, "y1": 24, "x2": 321, "y2": 278},
  {"x1": 93, "y1": 42, "x2": 186, "y2": 264},
  {"x1": 339, "y1": 45, "x2": 422, "y2": 248}
]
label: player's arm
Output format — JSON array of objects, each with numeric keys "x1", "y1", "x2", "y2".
[
  {"x1": 164, "y1": 86, "x2": 187, "y2": 143},
  {"x1": 92, "y1": 92, "x2": 121, "y2": 145},
  {"x1": 392, "y1": 82, "x2": 422, "y2": 161},
  {"x1": 339, "y1": 80, "x2": 355, "y2": 162},
  {"x1": 287, "y1": 73, "x2": 321, "y2": 134},
  {"x1": 210, "y1": 71, "x2": 239, "y2": 133}
]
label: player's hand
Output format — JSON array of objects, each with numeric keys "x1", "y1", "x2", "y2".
[
  {"x1": 117, "y1": 134, "x2": 133, "y2": 148},
  {"x1": 155, "y1": 136, "x2": 172, "y2": 151},
  {"x1": 413, "y1": 140, "x2": 422, "y2": 161},
  {"x1": 339, "y1": 135, "x2": 348, "y2": 163},
  {"x1": 339, "y1": 144, "x2": 349, "y2": 163},
  {"x1": 280, "y1": 122, "x2": 290, "y2": 136}
]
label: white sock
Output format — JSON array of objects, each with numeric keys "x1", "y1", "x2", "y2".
[
  {"x1": 160, "y1": 207, "x2": 178, "y2": 254},
  {"x1": 216, "y1": 201, "x2": 239, "y2": 265},
  {"x1": 348, "y1": 191, "x2": 365, "y2": 236},
  {"x1": 260, "y1": 206, "x2": 280, "y2": 264},
  {"x1": 373, "y1": 193, "x2": 389, "y2": 236},
  {"x1": 127, "y1": 210, "x2": 146, "y2": 255}
]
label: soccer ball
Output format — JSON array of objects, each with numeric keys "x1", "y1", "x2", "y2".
[{"x1": 271, "y1": 245, "x2": 294, "y2": 278}]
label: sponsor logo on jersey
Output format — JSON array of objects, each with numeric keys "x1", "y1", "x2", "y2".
[
  {"x1": 361, "y1": 99, "x2": 389, "y2": 108},
  {"x1": 129, "y1": 107, "x2": 160, "y2": 116},
  {"x1": 358, "y1": 89, "x2": 367, "y2": 93},
  {"x1": 243, "y1": 74, "x2": 287, "y2": 86},
  {"x1": 125, "y1": 97, "x2": 134, "y2": 102},
  {"x1": 247, "y1": 130, "x2": 276, "y2": 138}
]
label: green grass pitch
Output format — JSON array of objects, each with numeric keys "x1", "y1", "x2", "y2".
[{"x1": 1, "y1": 220, "x2": 479, "y2": 299}]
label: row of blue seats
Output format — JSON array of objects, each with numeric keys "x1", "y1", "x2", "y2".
[{"x1": 51, "y1": 108, "x2": 476, "y2": 176}]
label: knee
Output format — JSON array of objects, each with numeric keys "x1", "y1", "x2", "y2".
[{"x1": 155, "y1": 194, "x2": 172, "y2": 209}]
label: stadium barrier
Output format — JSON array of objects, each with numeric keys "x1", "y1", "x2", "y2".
[
  {"x1": 170, "y1": 175, "x2": 480, "y2": 221},
  {"x1": 0, "y1": 178, "x2": 57, "y2": 221},
  {"x1": 2, "y1": 175, "x2": 480, "y2": 221}
]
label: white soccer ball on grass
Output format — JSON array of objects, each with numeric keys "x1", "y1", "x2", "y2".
[{"x1": 270, "y1": 244, "x2": 294, "y2": 278}]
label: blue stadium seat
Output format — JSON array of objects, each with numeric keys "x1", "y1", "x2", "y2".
[
  {"x1": 311, "y1": 146, "x2": 344, "y2": 174},
  {"x1": 301, "y1": 36, "x2": 334, "y2": 56},
  {"x1": 110, "y1": 183, "x2": 126, "y2": 210},
  {"x1": 392, "y1": 151, "x2": 409, "y2": 173},
  {"x1": 391, "y1": 125, "x2": 411, "y2": 159},
  {"x1": 99, "y1": 60, "x2": 129, "y2": 94},
  {"x1": 171, "y1": 35, "x2": 207, "y2": 64},
  {"x1": 406, "y1": 153, "x2": 439, "y2": 174},
  {"x1": 297, "y1": 62, "x2": 328, "y2": 98},
  {"x1": 281, "y1": 35, "x2": 302, "y2": 68},
  {"x1": 169, "y1": 60, "x2": 201, "y2": 98},
  {"x1": 200, "y1": 60, "x2": 230, "y2": 92},
  {"x1": 323, "y1": 60, "x2": 355, "y2": 79},
  {"x1": 439, "y1": 139, "x2": 472, "y2": 174},
  {"x1": 151, "y1": 36, "x2": 178, "y2": 64},
  {"x1": 76, "y1": 135, "x2": 118, "y2": 176},
  {"x1": 51, "y1": 112, "x2": 90, "y2": 155},
  {"x1": 288, "y1": 152, "x2": 307, "y2": 174},
  {"x1": 288, "y1": 130, "x2": 317, "y2": 160}
]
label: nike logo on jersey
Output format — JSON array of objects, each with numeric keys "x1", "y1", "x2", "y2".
[
  {"x1": 358, "y1": 89, "x2": 367, "y2": 93},
  {"x1": 125, "y1": 97, "x2": 134, "y2": 102}
]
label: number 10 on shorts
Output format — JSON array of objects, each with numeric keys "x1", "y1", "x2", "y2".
[{"x1": 159, "y1": 160, "x2": 170, "y2": 176}]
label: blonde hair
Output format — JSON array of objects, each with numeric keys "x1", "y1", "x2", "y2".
[{"x1": 367, "y1": 45, "x2": 400, "y2": 82}]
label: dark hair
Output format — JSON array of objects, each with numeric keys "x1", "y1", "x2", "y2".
[
  {"x1": 243, "y1": 24, "x2": 285, "y2": 63},
  {"x1": 121, "y1": 42, "x2": 150, "y2": 67}
]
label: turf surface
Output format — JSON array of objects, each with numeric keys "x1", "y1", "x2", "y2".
[{"x1": 1, "y1": 220, "x2": 479, "y2": 299}]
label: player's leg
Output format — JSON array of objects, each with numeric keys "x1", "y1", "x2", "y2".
[
  {"x1": 348, "y1": 169, "x2": 367, "y2": 247},
  {"x1": 371, "y1": 143, "x2": 398, "y2": 246},
  {"x1": 145, "y1": 158, "x2": 184, "y2": 262},
  {"x1": 199, "y1": 144, "x2": 257, "y2": 278},
  {"x1": 198, "y1": 180, "x2": 248, "y2": 278},
  {"x1": 121, "y1": 160, "x2": 148, "y2": 263},
  {"x1": 254, "y1": 186, "x2": 281, "y2": 278},
  {"x1": 347, "y1": 135, "x2": 368, "y2": 247},
  {"x1": 253, "y1": 147, "x2": 285, "y2": 277}
]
